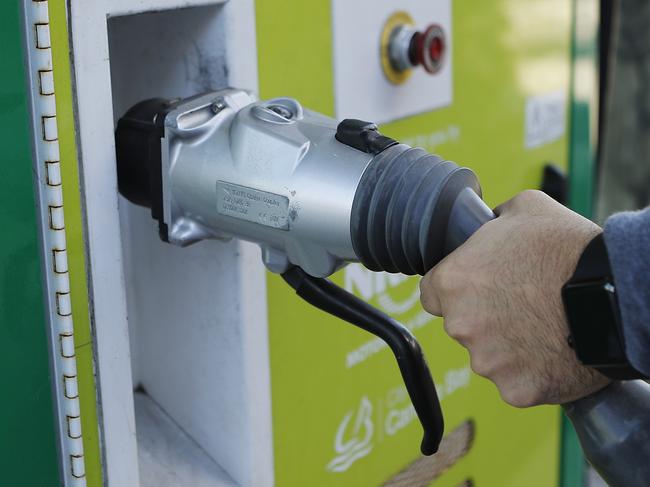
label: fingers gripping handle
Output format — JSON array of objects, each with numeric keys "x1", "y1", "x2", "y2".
[{"x1": 282, "y1": 267, "x2": 444, "y2": 455}]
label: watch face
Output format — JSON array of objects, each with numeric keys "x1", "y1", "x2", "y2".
[{"x1": 562, "y1": 280, "x2": 626, "y2": 367}]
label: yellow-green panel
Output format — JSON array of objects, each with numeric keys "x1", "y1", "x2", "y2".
[
  {"x1": 256, "y1": 0, "x2": 334, "y2": 115},
  {"x1": 259, "y1": 1, "x2": 570, "y2": 485},
  {"x1": 73, "y1": 343, "x2": 102, "y2": 486},
  {"x1": 49, "y1": 2, "x2": 103, "y2": 485}
]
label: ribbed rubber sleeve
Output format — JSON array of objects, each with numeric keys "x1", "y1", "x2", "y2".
[{"x1": 351, "y1": 144, "x2": 486, "y2": 275}]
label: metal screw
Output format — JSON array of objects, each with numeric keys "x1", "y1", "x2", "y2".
[
  {"x1": 267, "y1": 104, "x2": 293, "y2": 119},
  {"x1": 211, "y1": 98, "x2": 226, "y2": 114}
]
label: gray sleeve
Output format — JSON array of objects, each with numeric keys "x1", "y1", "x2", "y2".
[{"x1": 603, "y1": 207, "x2": 650, "y2": 376}]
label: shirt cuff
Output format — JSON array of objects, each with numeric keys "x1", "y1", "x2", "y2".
[{"x1": 604, "y1": 207, "x2": 650, "y2": 376}]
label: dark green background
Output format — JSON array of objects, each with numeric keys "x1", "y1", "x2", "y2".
[{"x1": 0, "y1": 2, "x2": 61, "y2": 485}]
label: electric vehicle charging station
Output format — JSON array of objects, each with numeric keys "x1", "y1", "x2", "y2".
[{"x1": 6, "y1": 0, "x2": 608, "y2": 486}]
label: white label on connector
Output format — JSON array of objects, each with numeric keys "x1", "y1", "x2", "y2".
[{"x1": 217, "y1": 181, "x2": 290, "y2": 230}]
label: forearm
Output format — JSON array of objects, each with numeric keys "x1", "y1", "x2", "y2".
[{"x1": 604, "y1": 207, "x2": 650, "y2": 376}]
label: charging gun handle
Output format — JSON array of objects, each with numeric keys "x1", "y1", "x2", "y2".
[{"x1": 443, "y1": 187, "x2": 496, "y2": 255}]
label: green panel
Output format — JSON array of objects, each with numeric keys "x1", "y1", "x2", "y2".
[
  {"x1": 561, "y1": 414, "x2": 586, "y2": 487},
  {"x1": 0, "y1": 2, "x2": 60, "y2": 485},
  {"x1": 568, "y1": 0, "x2": 600, "y2": 217},
  {"x1": 259, "y1": 1, "x2": 571, "y2": 486},
  {"x1": 562, "y1": 1, "x2": 601, "y2": 486}
]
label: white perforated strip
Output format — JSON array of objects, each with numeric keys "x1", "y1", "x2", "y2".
[{"x1": 22, "y1": 1, "x2": 86, "y2": 485}]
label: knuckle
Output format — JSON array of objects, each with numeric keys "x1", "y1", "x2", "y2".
[
  {"x1": 498, "y1": 190, "x2": 550, "y2": 217},
  {"x1": 500, "y1": 387, "x2": 539, "y2": 408},
  {"x1": 419, "y1": 293, "x2": 437, "y2": 315},
  {"x1": 519, "y1": 189, "x2": 544, "y2": 202},
  {"x1": 519, "y1": 189, "x2": 554, "y2": 210},
  {"x1": 519, "y1": 189, "x2": 539, "y2": 199},
  {"x1": 443, "y1": 318, "x2": 474, "y2": 345},
  {"x1": 469, "y1": 353, "x2": 494, "y2": 378},
  {"x1": 428, "y1": 266, "x2": 445, "y2": 290},
  {"x1": 431, "y1": 262, "x2": 457, "y2": 293},
  {"x1": 419, "y1": 276, "x2": 440, "y2": 315},
  {"x1": 419, "y1": 273, "x2": 432, "y2": 294},
  {"x1": 513, "y1": 190, "x2": 543, "y2": 209}
]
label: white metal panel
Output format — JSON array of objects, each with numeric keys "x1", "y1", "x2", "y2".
[
  {"x1": 134, "y1": 392, "x2": 236, "y2": 487},
  {"x1": 108, "y1": 0, "x2": 220, "y2": 17},
  {"x1": 332, "y1": 0, "x2": 453, "y2": 124},
  {"x1": 68, "y1": 0, "x2": 273, "y2": 485},
  {"x1": 68, "y1": 1, "x2": 140, "y2": 484}
]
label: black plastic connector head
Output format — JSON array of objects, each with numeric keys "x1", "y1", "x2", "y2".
[{"x1": 115, "y1": 97, "x2": 177, "y2": 241}]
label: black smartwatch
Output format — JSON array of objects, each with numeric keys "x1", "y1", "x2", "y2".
[{"x1": 562, "y1": 233, "x2": 645, "y2": 380}]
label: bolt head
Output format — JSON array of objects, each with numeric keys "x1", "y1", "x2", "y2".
[{"x1": 211, "y1": 99, "x2": 227, "y2": 113}]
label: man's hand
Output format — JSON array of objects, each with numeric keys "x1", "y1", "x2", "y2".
[{"x1": 420, "y1": 190, "x2": 610, "y2": 406}]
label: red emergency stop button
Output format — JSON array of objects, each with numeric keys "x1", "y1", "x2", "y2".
[
  {"x1": 414, "y1": 24, "x2": 446, "y2": 74},
  {"x1": 381, "y1": 13, "x2": 447, "y2": 84}
]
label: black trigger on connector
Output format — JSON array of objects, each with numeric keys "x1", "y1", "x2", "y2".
[{"x1": 335, "y1": 119, "x2": 398, "y2": 155}]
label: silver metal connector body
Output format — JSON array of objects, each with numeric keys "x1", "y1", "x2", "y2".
[{"x1": 160, "y1": 89, "x2": 374, "y2": 277}]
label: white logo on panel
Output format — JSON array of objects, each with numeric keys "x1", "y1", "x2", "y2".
[
  {"x1": 525, "y1": 90, "x2": 566, "y2": 149},
  {"x1": 344, "y1": 263, "x2": 420, "y2": 315},
  {"x1": 326, "y1": 397, "x2": 374, "y2": 473}
]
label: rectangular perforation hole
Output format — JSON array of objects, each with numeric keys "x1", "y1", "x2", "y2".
[
  {"x1": 70, "y1": 454, "x2": 85, "y2": 478},
  {"x1": 42, "y1": 115, "x2": 58, "y2": 141},
  {"x1": 38, "y1": 69, "x2": 55, "y2": 95},
  {"x1": 49, "y1": 205, "x2": 65, "y2": 230},
  {"x1": 35, "y1": 23, "x2": 51, "y2": 49},
  {"x1": 63, "y1": 375, "x2": 78, "y2": 399},
  {"x1": 59, "y1": 333, "x2": 75, "y2": 358},
  {"x1": 45, "y1": 160, "x2": 62, "y2": 186},
  {"x1": 55, "y1": 291, "x2": 72, "y2": 317},
  {"x1": 52, "y1": 248, "x2": 68, "y2": 274},
  {"x1": 66, "y1": 415, "x2": 82, "y2": 439}
]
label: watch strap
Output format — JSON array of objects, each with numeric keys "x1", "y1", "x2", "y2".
[
  {"x1": 571, "y1": 233, "x2": 611, "y2": 282},
  {"x1": 565, "y1": 233, "x2": 645, "y2": 380}
]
